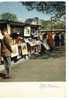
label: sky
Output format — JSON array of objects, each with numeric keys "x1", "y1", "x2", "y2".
[{"x1": 0, "y1": 2, "x2": 51, "y2": 22}]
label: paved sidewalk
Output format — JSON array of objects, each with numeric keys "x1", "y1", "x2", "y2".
[
  {"x1": 0, "y1": 56, "x2": 65, "y2": 81},
  {"x1": 0, "y1": 58, "x2": 28, "y2": 72}
]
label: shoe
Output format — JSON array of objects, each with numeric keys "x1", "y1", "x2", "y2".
[
  {"x1": 0, "y1": 73, "x2": 6, "y2": 78},
  {"x1": 2, "y1": 75, "x2": 11, "y2": 79}
]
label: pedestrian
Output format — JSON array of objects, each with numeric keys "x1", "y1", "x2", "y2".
[
  {"x1": 61, "y1": 34, "x2": 64, "y2": 46},
  {"x1": 54, "y1": 33, "x2": 60, "y2": 47},
  {"x1": 59, "y1": 33, "x2": 61, "y2": 46},
  {"x1": 47, "y1": 32, "x2": 53, "y2": 51},
  {"x1": 52, "y1": 32, "x2": 55, "y2": 48},
  {"x1": 0, "y1": 30, "x2": 3, "y2": 64},
  {"x1": 1, "y1": 30, "x2": 12, "y2": 79},
  {"x1": 0, "y1": 39, "x2": 2, "y2": 64}
]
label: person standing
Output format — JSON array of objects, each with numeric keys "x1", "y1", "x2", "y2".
[
  {"x1": 52, "y1": 32, "x2": 55, "y2": 48},
  {"x1": 0, "y1": 30, "x2": 3, "y2": 64},
  {"x1": 47, "y1": 32, "x2": 53, "y2": 51},
  {"x1": 61, "y1": 34, "x2": 64, "y2": 46},
  {"x1": 0, "y1": 39, "x2": 2, "y2": 64},
  {"x1": 54, "y1": 33, "x2": 60, "y2": 47},
  {"x1": 1, "y1": 30, "x2": 12, "y2": 79}
]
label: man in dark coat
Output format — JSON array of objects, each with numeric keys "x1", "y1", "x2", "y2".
[{"x1": 1, "y1": 30, "x2": 12, "y2": 78}]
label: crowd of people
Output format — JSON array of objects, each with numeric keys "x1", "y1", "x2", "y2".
[{"x1": 42, "y1": 32, "x2": 65, "y2": 52}]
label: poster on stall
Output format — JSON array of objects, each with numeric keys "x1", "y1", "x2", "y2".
[
  {"x1": 24, "y1": 26, "x2": 31, "y2": 37},
  {"x1": 21, "y1": 43, "x2": 28, "y2": 55},
  {"x1": 11, "y1": 44, "x2": 19, "y2": 58}
]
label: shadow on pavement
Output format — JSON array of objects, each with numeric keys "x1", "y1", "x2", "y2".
[
  {"x1": 0, "y1": 73, "x2": 5, "y2": 78},
  {"x1": 30, "y1": 47, "x2": 65, "y2": 59}
]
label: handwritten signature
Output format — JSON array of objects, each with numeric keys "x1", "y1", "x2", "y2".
[{"x1": 39, "y1": 83, "x2": 61, "y2": 88}]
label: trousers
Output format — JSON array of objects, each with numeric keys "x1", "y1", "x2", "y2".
[{"x1": 3, "y1": 56, "x2": 11, "y2": 76}]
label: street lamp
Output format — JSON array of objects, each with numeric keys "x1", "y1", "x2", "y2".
[
  {"x1": 51, "y1": 17, "x2": 52, "y2": 32},
  {"x1": 51, "y1": 17, "x2": 54, "y2": 33},
  {"x1": 51, "y1": 16, "x2": 57, "y2": 33}
]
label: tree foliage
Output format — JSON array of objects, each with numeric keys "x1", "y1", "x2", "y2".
[
  {"x1": 41, "y1": 20, "x2": 64, "y2": 30},
  {"x1": 0, "y1": 12, "x2": 17, "y2": 21},
  {"x1": 21, "y1": 2, "x2": 65, "y2": 18}
]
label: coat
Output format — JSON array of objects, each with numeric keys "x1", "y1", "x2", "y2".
[
  {"x1": 1, "y1": 35, "x2": 12, "y2": 57},
  {"x1": 47, "y1": 32, "x2": 53, "y2": 47}
]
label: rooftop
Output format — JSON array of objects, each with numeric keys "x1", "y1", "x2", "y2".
[{"x1": 0, "y1": 20, "x2": 41, "y2": 27}]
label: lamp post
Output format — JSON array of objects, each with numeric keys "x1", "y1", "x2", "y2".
[
  {"x1": 51, "y1": 17, "x2": 54, "y2": 33},
  {"x1": 51, "y1": 16, "x2": 57, "y2": 33},
  {"x1": 51, "y1": 17, "x2": 52, "y2": 33}
]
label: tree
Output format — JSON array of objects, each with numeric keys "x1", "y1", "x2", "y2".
[
  {"x1": 21, "y1": 2, "x2": 65, "y2": 18},
  {"x1": 0, "y1": 12, "x2": 17, "y2": 21},
  {"x1": 41, "y1": 19, "x2": 64, "y2": 30}
]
